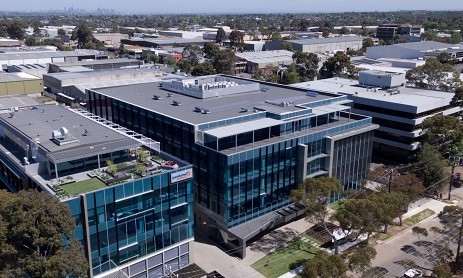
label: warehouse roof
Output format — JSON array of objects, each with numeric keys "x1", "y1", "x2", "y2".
[
  {"x1": 235, "y1": 50, "x2": 294, "y2": 65},
  {"x1": 50, "y1": 58, "x2": 140, "y2": 68},
  {"x1": 286, "y1": 36, "x2": 364, "y2": 45},
  {"x1": 392, "y1": 41, "x2": 456, "y2": 51},
  {"x1": 0, "y1": 50, "x2": 107, "y2": 61},
  {"x1": 0, "y1": 72, "x2": 40, "y2": 82}
]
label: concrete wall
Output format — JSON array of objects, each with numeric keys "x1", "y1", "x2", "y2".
[{"x1": 366, "y1": 46, "x2": 422, "y2": 59}]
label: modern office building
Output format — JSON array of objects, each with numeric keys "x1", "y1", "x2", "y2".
[
  {"x1": 87, "y1": 75, "x2": 378, "y2": 257},
  {"x1": 292, "y1": 70, "x2": 462, "y2": 161},
  {"x1": 0, "y1": 102, "x2": 194, "y2": 278},
  {"x1": 376, "y1": 24, "x2": 424, "y2": 40},
  {"x1": 265, "y1": 36, "x2": 365, "y2": 53}
]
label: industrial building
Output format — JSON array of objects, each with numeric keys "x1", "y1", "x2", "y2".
[
  {"x1": 292, "y1": 70, "x2": 461, "y2": 161},
  {"x1": 0, "y1": 49, "x2": 109, "y2": 67},
  {"x1": 0, "y1": 102, "x2": 194, "y2": 278},
  {"x1": 43, "y1": 67, "x2": 179, "y2": 102},
  {"x1": 48, "y1": 58, "x2": 142, "y2": 73},
  {"x1": 235, "y1": 50, "x2": 294, "y2": 74},
  {"x1": 0, "y1": 72, "x2": 43, "y2": 96},
  {"x1": 121, "y1": 38, "x2": 209, "y2": 48},
  {"x1": 265, "y1": 36, "x2": 365, "y2": 53},
  {"x1": 87, "y1": 75, "x2": 378, "y2": 258},
  {"x1": 365, "y1": 41, "x2": 458, "y2": 60}
]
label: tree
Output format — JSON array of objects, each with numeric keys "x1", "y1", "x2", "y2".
[
  {"x1": 182, "y1": 44, "x2": 202, "y2": 66},
  {"x1": 347, "y1": 244, "x2": 377, "y2": 273},
  {"x1": 292, "y1": 52, "x2": 319, "y2": 81},
  {"x1": 281, "y1": 64, "x2": 301, "y2": 84},
  {"x1": 451, "y1": 32, "x2": 462, "y2": 44},
  {"x1": 177, "y1": 58, "x2": 193, "y2": 75},
  {"x1": 432, "y1": 264, "x2": 453, "y2": 278},
  {"x1": 390, "y1": 174, "x2": 425, "y2": 225},
  {"x1": 291, "y1": 177, "x2": 344, "y2": 254},
  {"x1": 7, "y1": 20, "x2": 25, "y2": 40},
  {"x1": 422, "y1": 115, "x2": 463, "y2": 152},
  {"x1": 320, "y1": 52, "x2": 355, "y2": 79},
  {"x1": 271, "y1": 32, "x2": 282, "y2": 41},
  {"x1": 24, "y1": 36, "x2": 37, "y2": 46},
  {"x1": 362, "y1": 38, "x2": 374, "y2": 51},
  {"x1": 0, "y1": 190, "x2": 88, "y2": 277},
  {"x1": 281, "y1": 41, "x2": 293, "y2": 52},
  {"x1": 437, "y1": 52, "x2": 456, "y2": 64},
  {"x1": 75, "y1": 24, "x2": 94, "y2": 48},
  {"x1": 229, "y1": 30, "x2": 245, "y2": 51},
  {"x1": 451, "y1": 86, "x2": 463, "y2": 106},
  {"x1": 215, "y1": 27, "x2": 226, "y2": 44},
  {"x1": 203, "y1": 42, "x2": 220, "y2": 59},
  {"x1": 301, "y1": 250, "x2": 347, "y2": 278},
  {"x1": 213, "y1": 49, "x2": 236, "y2": 74},
  {"x1": 414, "y1": 143, "x2": 447, "y2": 192},
  {"x1": 266, "y1": 74, "x2": 280, "y2": 83},
  {"x1": 57, "y1": 28, "x2": 66, "y2": 36},
  {"x1": 405, "y1": 58, "x2": 461, "y2": 91},
  {"x1": 191, "y1": 61, "x2": 215, "y2": 76}
]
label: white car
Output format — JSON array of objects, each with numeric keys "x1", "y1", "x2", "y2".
[{"x1": 403, "y1": 269, "x2": 423, "y2": 278}]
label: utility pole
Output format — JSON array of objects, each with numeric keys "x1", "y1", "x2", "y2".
[
  {"x1": 449, "y1": 153, "x2": 458, "y2": 200},
  {"x1": 384, "y1": 168, "x2": 393, "y2": 233}
]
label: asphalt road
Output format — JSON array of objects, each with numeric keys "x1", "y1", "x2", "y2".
[{"x1": 371, "y1": 200, "x2": 463, "y2": 278}]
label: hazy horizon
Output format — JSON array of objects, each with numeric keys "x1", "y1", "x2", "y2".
[{"x1": 1, "y1": 0, "x2": 463, "y2": 14}]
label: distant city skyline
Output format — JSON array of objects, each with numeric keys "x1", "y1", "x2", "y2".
[{"x1": 1, "y1": 0, "x2": 463, "y2": 14}]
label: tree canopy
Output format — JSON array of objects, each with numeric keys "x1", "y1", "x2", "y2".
[
  {"x1": 301, "y1": 250, "x2": 347, "y2": 278},
  {"x1": 229, "y1": 30, "x2": 245, "y2": 51},
  {"x1": 414, "y1": 143, "x2": 447, "y2": 192},
  {"x1": 319, "y1": 52, "x2": 355, "y2": 79},
  {"x1": 191, "y1": 61, "x2": 215, "y2": 76},
  {"x1": 421, "y1": 114, "x2": 463, "y2": 152},
  {"x1": 215, "y1": 27, "x2": 226, "y2": 44},
  {"x1": 405, "y1": 58, "x2": 461, "y2": 91},
  {"x1": 212, "y1": 49, "x2": 237, "y2": 74},
  {"x1": 0, "y1": 190, "x2": 88, "y2": 278}
]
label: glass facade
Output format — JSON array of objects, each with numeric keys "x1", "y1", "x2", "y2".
[
  {"x1": 88, "y1": 88, "x2": 375, "y2": 242},
  {"x1": 64, "y1": 167, "x2": 194, "y2": 277}
]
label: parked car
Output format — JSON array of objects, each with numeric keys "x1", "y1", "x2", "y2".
[{"x1": 403, "y1": 269, "x2": 423, "y2": 278}]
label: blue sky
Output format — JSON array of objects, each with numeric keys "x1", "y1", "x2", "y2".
[{"x1": 2, "y1": 0, "x2": 463, "y2": 13}]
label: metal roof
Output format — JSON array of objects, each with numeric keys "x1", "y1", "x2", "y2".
[
  {"x1": 286, "y1": 36, "x2": 364, "y2": 45},
  {"x1": 393, "y1": 41, "x2": 456, "y2": 51},
  {"x1": 0, "y1": 95, "x2": 38, "y2": 110},
  {"x1": 50, "y1": 58, "x2": 139, "y2": 67},
  {"x1": 0, "y1": 50, "x2": 107, "y2": 61},
  {"x1": 235, "y1": 50, "x2": 294, "y2": 65},
  {"x1": 0, "y1": 72, "x2": 41, "y2": 82},
  {"x1": 204, "y1": 118, "x2": 283, "y2": 138},
  {"x1": 311, "y1": 104, "x2": 351, "y2": 116}
]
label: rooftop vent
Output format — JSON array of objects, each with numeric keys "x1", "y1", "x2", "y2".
[
  {"x1": 9, "y1": 111, "x2": 14, "y2": 118},
  {"x1": 201, "y1": 109, "x2": 210, "y2": 114},
  {"x1": 153, "y1": 94, "x2": 162, "y2": 100},
  {"x1": 194, "y1": 107, "x2": 202, "y2": 112},
  {"x1": 261, "y1": 87, "x2": 269, "y2": 92},
  {"x1": 167, "y1": 93, "x2": 173, "y2": 97},
  {"x1": 241, "y1": 107, "x2": 248, "y2": 112},
  {"x1": 307, "y1": 91, "x2": 319, "y2": 97},
  {"x1": 172, "y1": 100, "x2": 182, "y2": 106}
]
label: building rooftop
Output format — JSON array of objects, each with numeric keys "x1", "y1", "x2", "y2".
[
  {"x1": 286, "y1": 36, "x2": 364, "y2": 45},
  {"x1": 235, "y1": 50, "x2": 294, "y2": 65},
  {"x1": 292, "y1": 78, "x2": 454, "y2": 114},
  {"x1": 0, "y1": 72, "x2": 41, "y2": 82},
  {"x1": 50, "y1": 58, "x2": 140, "y2": 68},
  {"x1": 0, "y1": 49, "x2": 107, "y2": 61},
  {"x1": 381, "y1": 41, "x2": 457, "y2": 51},
  {"x1": 0, "y1": 104, "x2": 141, "y2": 162},
  {"x1": 0, "y1": 95, "x2": 38, "y2": 111},
  {"x1": 123, "y1": 38, "x2": 209, "y2": 46},
  {"x1": 92, "y1": 76, "x2": 334, "y2": 125}
]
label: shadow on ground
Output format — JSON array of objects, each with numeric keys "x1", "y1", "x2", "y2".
[{"x1": 248, "y1": 227, "x2": 298, "y2": 253}]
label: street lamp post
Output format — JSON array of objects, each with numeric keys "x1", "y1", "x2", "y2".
[{"x1": 448, "y1": 147, "x2": 458, "y2": 200}]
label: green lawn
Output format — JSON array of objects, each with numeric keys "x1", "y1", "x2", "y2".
[
  {"x1": 404, "y1": 209, "x2": 435, "y2": 226},
  {"x1": 251, "y1": 236, "x2": 318, "y2": 278},
  {"x1": 61, "y1": 178, "x2": 106, "y2": 196}
]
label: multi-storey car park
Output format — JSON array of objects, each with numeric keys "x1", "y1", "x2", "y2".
[
  {"x1": 87, "y1": 75, "x2": 378, "y2": 258},
  {"x1": 0, "y1": 99, "x2": 194, "y2": 278}
]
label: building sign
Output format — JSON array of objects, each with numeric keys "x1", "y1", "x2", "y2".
[{"x1": 170, "y1": 169, "x2": 193, "y2": 183}]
